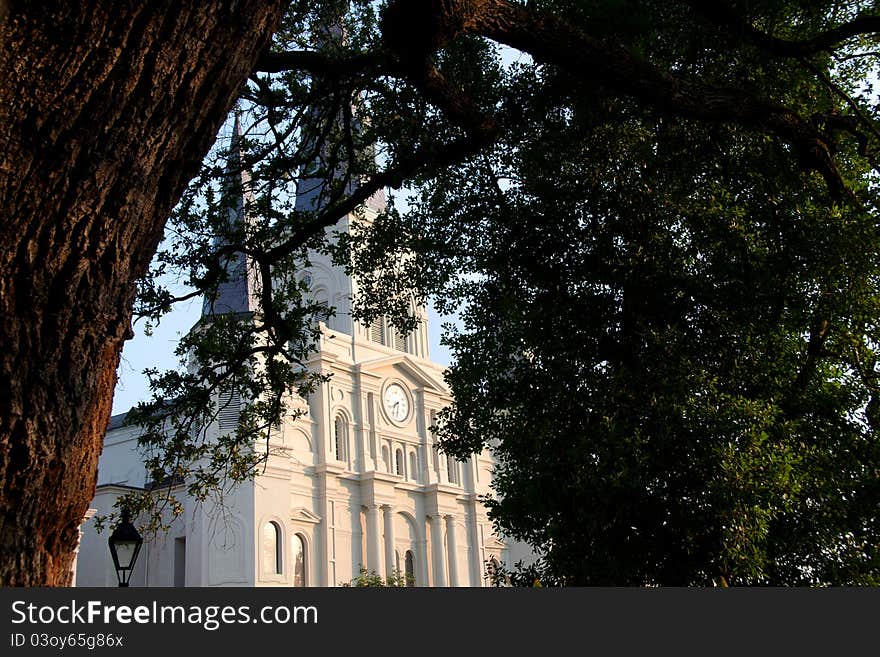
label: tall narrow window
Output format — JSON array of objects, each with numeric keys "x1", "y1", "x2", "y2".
[
  {"x1": 262, "y1": 522, "x2": 282, "y2": 576},
  {"x1": 370, "y1": 316, "x2": 385, "y2": 345},
  {"x1": 292, "y1": 534, "x2": 306, "y2": 587},
  {"x1": 405, "y1": 550, "x2": 415, "y2": 587},
  {"x1": 409, "y1": 452, "x2": 418, "y2": 481},
  {"x1": 217, "y1": 388, "x2": 241, "y2": 434},
  {"x1": 334, "y1": 415, "x2": 347, "y2": 462},
  {"x1": 446, "y1": 455, "x2": 459, "y2": 485},
  {"x1": 381, "y1": 445, "x2": 390, "y2": 472},
  {"x1": 395, "y1": 448, "x2": 404, "y2": 476},
  {"x1": 393, "y1": 330, "x2": 408, "y2": 352},
  {"x1": 313, "y1": 287, "x2": 330, "y2": 321},
  {"x1": 173, "y1": 537, "x2": 186, "y2": 588}
]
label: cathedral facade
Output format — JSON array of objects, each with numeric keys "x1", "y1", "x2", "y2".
[{"x1": 75, "y1": 124, "x2": 511, "y2": 587}]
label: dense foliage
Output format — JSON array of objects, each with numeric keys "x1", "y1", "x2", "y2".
[{"x1": 128, "y1": 0, "x2": 880, "y2": 584}]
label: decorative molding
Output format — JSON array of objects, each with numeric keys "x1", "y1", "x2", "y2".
[
  {"x1": 485, "y1": 536, "x2": 507, "y2": 552},
  {"x1": 290, "y1": 506, "x2": 322, "y2": 525},
  {"x1": 355, "y1": 354, "x2": 447, "y2": 392}
]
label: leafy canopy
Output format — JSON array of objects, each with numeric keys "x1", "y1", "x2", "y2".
[{"x1": 122, "y1": 0, "x2": 880, "y2": 584}]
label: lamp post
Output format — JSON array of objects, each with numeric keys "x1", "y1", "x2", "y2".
[{"x1": 108, "y1": 508, "x2": 143, "y2": 587}]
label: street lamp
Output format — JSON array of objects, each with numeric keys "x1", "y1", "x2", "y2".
[{"x1": 108, "y1": 508, "x2": 143, "y2": 587}]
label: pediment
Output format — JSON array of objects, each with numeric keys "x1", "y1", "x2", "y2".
[
  {"x1": 356, "y1": 354, "x2": 448, "y2": 392},
  {"x1": 485, "y1": 537, "x2": 507, "y2": 552},
  {"x1": 291, "y1": 506, "x2": 322, "y2": 524}
]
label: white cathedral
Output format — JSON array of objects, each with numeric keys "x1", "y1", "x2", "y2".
[{"x1": 74, "y1": 120, "x2": 516, "y2": 588}]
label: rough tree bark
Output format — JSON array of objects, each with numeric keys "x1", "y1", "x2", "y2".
[
  {"x1": 0, "y1": 1, "x2": 285, "y2": 586},
  {"x1": 0, "y1": 0, "x2": 867, "y2": 587}
]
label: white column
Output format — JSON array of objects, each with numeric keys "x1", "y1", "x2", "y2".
[
  {"x1": 361, "y1": 393, "x2": 376, "y2": 470},
  {"x1": 70, "y1": 524, "x2": 84, "y2": 585},
  {"x1": 71, "y1": 509, "x2": 97, "y2": 586},
  {"x1": 468, "y1": 502, "x2": 481, "y2": 587},
  {"x1": 425, "y1": 411, "x2": 440, "y2": 484},
  {"x1": 430, "y1": 515, "x2": 447, "y2": 587},
  {"x1": 383, "y1": 505, "x2": 396, "y2": 578},
  {"x1": 318, "y1": 478, "x2": 331, "y2": 586},
  {"x1": 416, "y1": 520, "x2": 430, "y2": 587},
  {"x1": 445, "y1": 515, "x2": 459, "y2": 587},
  {"x1": 365, "y1": 505, "x2": 382, "y2": 575},
  {"x1": 370, "y1": 393, "x2": 381, "y2": 471},
  {"x1": 314, "y1": 381, "x2": 329, "y2": 463}
]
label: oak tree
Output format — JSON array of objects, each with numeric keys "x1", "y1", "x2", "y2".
[
  {"x1": 7, "y1": 0, "x2": 880, "y2": 586},
  {"x1": 0, "y1": 0, "x2": 286, "y2": 586}
]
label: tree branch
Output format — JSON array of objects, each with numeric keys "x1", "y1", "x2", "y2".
[
  {"x1": 690, "y1": 2, "x2": 880, "y2": 58},
  {"x1": 381, "y1": 0, "x2": 852, "y2": 199},
  {"x1": 268, "y1": 125, "x2": 497, "y2": 263},
  {"x1": 255, "y1": 49, "x2": 385, "y2": 75}
]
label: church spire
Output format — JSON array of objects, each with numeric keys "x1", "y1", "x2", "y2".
[
  {"x1": 202, "y1": 112, "x2": 259, "y2": 317},
  {"x1": 294, "y1": 12, "x2": 385, "y2": 215}
]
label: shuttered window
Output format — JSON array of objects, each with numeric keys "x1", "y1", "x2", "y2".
[
  {"x1": 393, "y1": 331, "x2": 408, "y2": 353},
  {"x1": 217, "y1": 388, "x2": 241, "y2": 434},
  {"x1": 369, "y1": 316, "x2": 384, "y2": 344}
]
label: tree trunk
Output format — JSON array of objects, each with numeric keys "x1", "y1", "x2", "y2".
[{"x1": 0, "y1": 0, "x2": 285, "y2": 586}]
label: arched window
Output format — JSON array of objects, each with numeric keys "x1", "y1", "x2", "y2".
[
  {"x1": 292, "y1": 534, "x2": 307, "y2": 587},
  {"x1": 395, "y1": 448, "x2": 404, "y2": 476},
  {"x1": 446, "y1": 455, "x2": 459, "y2": 485},
  {"x1": 262, "y1": 521, "x2": 282, "y2": 576},
  {"x1": 487, "y1": 556, "x2": 501, "y2": 586},
  {"x1": 381, "y1": 445, "x2": 390, "y2": 472},
  {"x1": 408, "y1": 452, "x2": 418, "y2": 481},
  {"x1": 405, "y1": 550, "x2": 415, "y2": 587},
  {"x1": 334, "y1": 415, "x2": 347, "y2": 462}
]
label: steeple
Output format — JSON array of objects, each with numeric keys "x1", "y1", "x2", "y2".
[
  {"x1": 293, "y1": 115, "x2": 386, "y2": 214},
  {"x1": 202, "y1": 113, "x2": 259, "y2": 317},
  {"x1": 294, "y1": 12, "x2": 384, "y2": 215},
  {"x1": 291, "y1": 100, "x2": 430, "y2": 358}
]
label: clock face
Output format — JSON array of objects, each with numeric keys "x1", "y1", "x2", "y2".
[{"x1": 383, "y1": 384, "x2": 410, "y2": 422}]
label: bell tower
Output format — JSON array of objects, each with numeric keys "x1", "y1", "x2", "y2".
[
  {"x1": 292, "y1": 120, "x2": 429, "y2": 359},
  {"x1": 201, "y1": 113, "x2": 259, "y2": 319}
]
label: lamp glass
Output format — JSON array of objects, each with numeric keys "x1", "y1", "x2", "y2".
[{"x1": 114, "y1": 540, "x2": 138, "y2": 570}]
